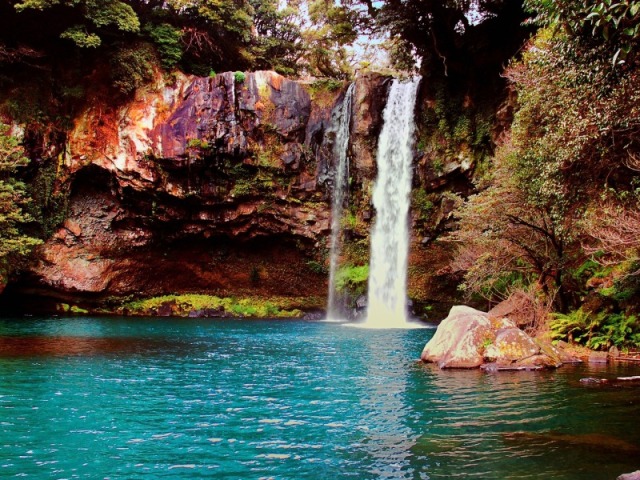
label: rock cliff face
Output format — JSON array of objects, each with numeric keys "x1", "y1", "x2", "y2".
[
  {"x1": 2, "y1": 68, "x2": 497, "y2": 317},
  {"x1": 5, "y1": 71, "x2": 390, "y2": 312}
]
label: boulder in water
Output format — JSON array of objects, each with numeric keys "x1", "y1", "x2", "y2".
[
  {"x1": 302, "y1": 310, "x2": 324, "y2": 321},
  {"x1": 420, "y1": 306, "x2": 494, "y2": 368},
  {"x1": 588, "y1": 351, "x2": 609, "y2": 364},
  {"x1": 421, "y1": 305, "x2": 562, "y2": 370}
]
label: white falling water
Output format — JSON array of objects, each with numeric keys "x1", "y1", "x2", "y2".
[
  {"x1": 327, "y1": 83, "x2": 355, "y2": 320},
  {"x1": 365, "y1": 77, "x2": 421, "y2": 328}
]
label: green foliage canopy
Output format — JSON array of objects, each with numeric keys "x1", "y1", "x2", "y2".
[
  {"x1": 361, "y1": 0, "x2": 531, "y2": 78},
  {"x1": 15, "y1": 0, "x2": 140, "y2": 48},
  {"x1": 144, "y1": 22, "x2": 183, "y2": 69},
  {"x1": 525, "y1": 0, "x2": 640, "y2": 64},
  {"x1": 248, "y1": 0, "x2": 302, "y2": 75},
  {"x1": 3, "y1": 0, "x2": 369, "y2": 83}
]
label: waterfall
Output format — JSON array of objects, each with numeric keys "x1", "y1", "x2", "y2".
[
  {"x1": 365, "y1": 77, "x2": 421, "y2": 327},
  {"x1": 327, "y1": 83, "x2": 355, "y2": 320}
]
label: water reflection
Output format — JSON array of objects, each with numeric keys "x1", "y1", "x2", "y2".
[
  {"x1": 357, "y1": 329, "x2": 421, "y2": 478},
  {"x1": 0, "y1": 335, "x2": 181, "y2": 358},
  {"x1": 407, "y1": 362, "x2": 640, "y2": 479},
  {"x1": 0, "y1": 316, "x2": 107, "y2": 338}
]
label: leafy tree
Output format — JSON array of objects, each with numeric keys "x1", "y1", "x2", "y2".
[
  {"x1": 296, "y1": 0, "x2": 360, "y2": 78},
  {"x1": 449, "y1": 144, "x2": 582, "y2": 311},
  {"x1": 584, "y1": 204, "x2": 640, "y2": 267},
  {"x1": 14, "y1": 0, "x2": 140, "y2": 48},
  {"x1": 525, "y1": 0, "x2": 640, "y2": 65},
  {"x1": 361, "y1": 0, "x2": 531, "y2": 79},
  {"x1": 144, "y1": 22, "x2": 183, "y2": 69},
  {"x1": 450, "y1": 10, "x2": 640, "y2": 315},
  {"x1": 248, "y1": 0, "x2": 303, "y2": 75},
  {"x1": 0, "y1": 123, "x2": 42, "y2": 289},
  {"x1": 164, "y1": 0, "x2": 254, "y2": 72},
  {"x1": 6, "y1": 0, "x2": 257, "y2": 75}
]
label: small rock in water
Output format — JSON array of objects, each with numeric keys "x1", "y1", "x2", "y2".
[
  {"x1": 536, "y1": 338, "x2": 581, "y2": 364},
  {"x1": 156, "y1": 301, "x2": 174, "y2": 317},
  {"x1": 481, "y1": 363, "x2": 499, "y2": 373},
  {"x1": 188, "y1": 307, "x2": 225, "y2": 318},
  {"x1": 588, "y1": 351, "x2": 608, "y2": 364},
  {"x1": 302, "y1": 310, "x2": 324, "y2": 321},
  {"x1": 580, "y1": 377, "x2": 610, "y2": 385}
]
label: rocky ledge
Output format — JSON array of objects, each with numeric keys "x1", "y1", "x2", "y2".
[{"x1": 421, "y1": 305, "x2": 578, "y2": 370}]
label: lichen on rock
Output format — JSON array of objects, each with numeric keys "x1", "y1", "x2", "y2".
[{"x1": 420, "y1": 305, "x2": 494, "y2": 368}]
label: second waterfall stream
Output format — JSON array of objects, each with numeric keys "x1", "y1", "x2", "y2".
[
  {"x1": 365, "y1": 77, "x2": 421, "y2": 327},
  {"x1": 327, "y1": 83, "x2": 355, "y2": 320}
]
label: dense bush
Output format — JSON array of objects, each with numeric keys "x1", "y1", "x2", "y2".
[
  {"x1": 450, "y1": 2, "x2": 640, "y2": 344},
  {"x1": 525, "y1": 0, "x2": 640, "y2": 65},
  {"x1": 0, "y1": 123, "x2": 42, "y2": 286},
  {"x1": 335, "y1": 264, "x2": 369, "y2": 297},
  {"x1": 551, "y1": 308, "x2": 640, "y2": 351},
  {"x1": 109, "y1": 43, "x2": 156, "y2": 95},
  {"x1": 145, "y1": 23, "x2": 183, "y2": 69}
]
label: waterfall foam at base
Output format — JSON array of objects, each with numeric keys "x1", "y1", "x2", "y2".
[
  {"x1": 365, "y1": 77, "x2": 421, "y2": 328},
  {"x1": 327, "y1": 83, "x2": 355, "y2": 320}
]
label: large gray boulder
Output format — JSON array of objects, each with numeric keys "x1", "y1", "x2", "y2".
[
  {"x1": 421, "y1": 306, "x2": 495, "y2": 368},
  {"x1": 421, "y1": 305, "x2": 562, "y2": 370}
]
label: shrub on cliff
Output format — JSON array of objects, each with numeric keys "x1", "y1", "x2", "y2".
[
  {"x1": 0, "y1": 123, "x2": 42, "y2": 287},
  {"x1": 336, "y1": 264, "x2": 369, "y2": 297},
  {"x1": 144, "y1": 23, "x2": 183, "y2": 69},
  {"x1": 109, "y1": 42, "x2": 156, "y2": 95}
]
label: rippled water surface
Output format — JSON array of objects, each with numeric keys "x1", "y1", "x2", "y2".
[{"x1": 1, "y1": 316, "x2": 639, "y2": 479}]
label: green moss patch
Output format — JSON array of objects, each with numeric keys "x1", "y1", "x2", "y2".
[{"x1": 118, "y1": 294, "x2": 324, "y2": 318}]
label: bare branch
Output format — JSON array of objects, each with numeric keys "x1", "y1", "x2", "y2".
[{"x1": 624, "y1": 150, "x2": 640, "y2": 172}]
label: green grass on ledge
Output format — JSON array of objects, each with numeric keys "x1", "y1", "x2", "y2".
[{"x1": 118, "y1": 294, "x2": 325, "y2": 318}]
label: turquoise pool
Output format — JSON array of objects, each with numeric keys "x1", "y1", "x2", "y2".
[{"x1": 0, "y1": 316, "x2": 638, "y2": 479}]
